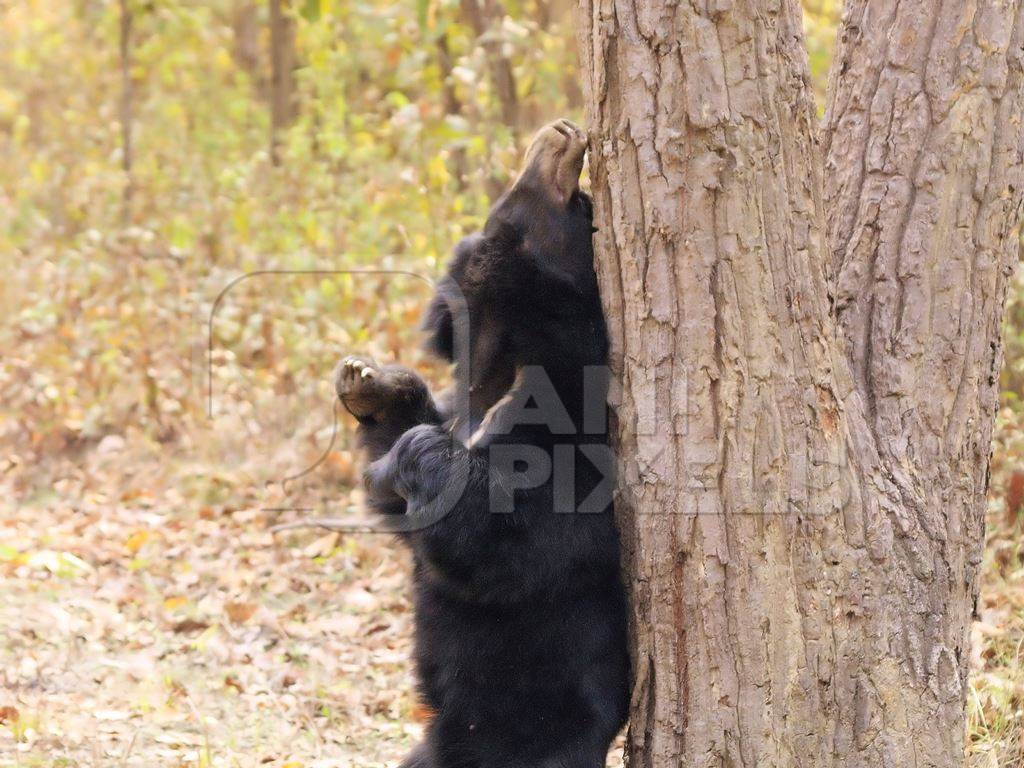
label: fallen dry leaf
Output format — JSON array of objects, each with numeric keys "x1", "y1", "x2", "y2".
[
  {"x1": 224, "y1": 674, "x2": 244, "y2": 693},
  {"x1": 171, "y1": 618, "x2": 210, "y2": 634},
  {"x1": 125, "y1": 529, "x2": 151, "y2": 554},
  {"x1": 163, "y1": 595, "x2": 189, "y2": 611},
  {"x1": 410, "y1": 702, "x2": 435, "y2": 723},
  {"x1": 303, "y1": 531, "x2": 339, "y2": 558},
  {"x1": 225, "y1": 601, "x2": 258, "y2": 624}
]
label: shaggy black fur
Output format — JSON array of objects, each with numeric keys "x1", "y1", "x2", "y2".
[{"x1": 335, "y1": 120, "x2": 629, "y2": 768}]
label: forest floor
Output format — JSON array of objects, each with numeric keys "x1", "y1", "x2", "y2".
[
  {"x1": 0, "y1": 445, "x2": 1020, "y2": 768},
  {"x1": 1, "y1": 447, "x2": 428, "y2": 768}
]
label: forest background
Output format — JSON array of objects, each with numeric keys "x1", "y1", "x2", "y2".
[{"x1": 1, "y1": 1, "x2": 1022, "y2": 765}]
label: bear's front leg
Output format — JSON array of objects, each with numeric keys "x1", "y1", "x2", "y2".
[
  {"x1": 362, "y1": 423, "x2": 460, "y2": 506},
  {"x1": 363, "y1": 426, "x2": 531, "y2": 598}
]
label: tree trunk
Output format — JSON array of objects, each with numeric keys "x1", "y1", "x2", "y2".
[
  {"x1": 118, "y1": 0, "x2": 133, "y2": 222},
  {"x1": 231, "y1": 2, "x2": 266, "y2": 96},
  {"x1": 575, "y1": 0, "x2": 1024, "y2": 765},
  {"x1": 460, "y1": 0, "x2": 520, "y2": 131},
  {"x1": 436, "y1": 29, "x2": 470, "y2": 190},
  {"x1": 268, "y1": 0, "x2": 297, "y2": 166}
]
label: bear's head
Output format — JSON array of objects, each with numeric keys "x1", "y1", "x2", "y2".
[{"x1": 423, "y1": 119, "x2": 607, "y2": 422}]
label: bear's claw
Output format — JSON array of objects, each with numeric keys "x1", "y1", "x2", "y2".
[{"x1": 335, "y1": 355, "x2": 387, "y2": 419}]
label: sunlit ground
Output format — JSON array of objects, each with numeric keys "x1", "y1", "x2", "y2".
[{"x1": 2, "y1": 0, "x2": 1023, "y2": 765}]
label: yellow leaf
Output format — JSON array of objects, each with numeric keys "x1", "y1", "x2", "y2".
[
  {"x1": 427, "y1": 154, "x2": 450, "y2": 187},
  {"x1": 163, "y1": 596, "x2": 188, "y2": 612},
  {"x1": 125, "y1": 530, "x2": 151, "y2": 554}
]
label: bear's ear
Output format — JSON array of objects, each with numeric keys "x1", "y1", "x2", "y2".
[{"x1": 421, "y1": 284, "x2": 455, "y2": 361}]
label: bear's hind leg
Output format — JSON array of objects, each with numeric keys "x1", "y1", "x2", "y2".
[{"x1": 398, "y1": 742, "x2": 435, "y2": 768}]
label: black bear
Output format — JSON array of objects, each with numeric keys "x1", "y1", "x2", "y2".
[{"x1": 335, "y1": 119, "x2": 629, "y2": 768}]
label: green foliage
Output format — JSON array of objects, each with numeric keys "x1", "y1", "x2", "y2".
[{"x1": 802, "y1": 0, "x2": 839, "y2": 111}]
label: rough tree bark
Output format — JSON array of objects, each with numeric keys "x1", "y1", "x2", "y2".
[{"x1": 575, "y1": 0, "x2": 1024, "y2": 765}]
